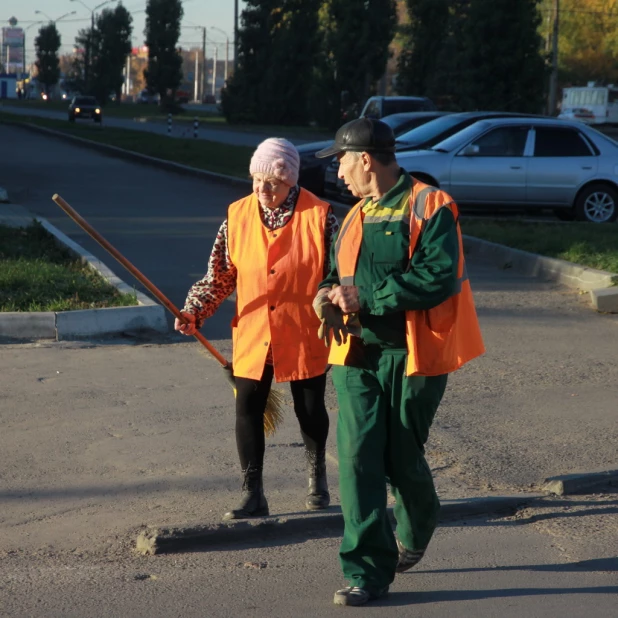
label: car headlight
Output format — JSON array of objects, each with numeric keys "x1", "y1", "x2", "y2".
[
  {"x1": 75, "y1": 107, "x2": 81, "y2": 113},
  {"x1": 95, "y1": 108, "x2": 101, "y2": 114}
]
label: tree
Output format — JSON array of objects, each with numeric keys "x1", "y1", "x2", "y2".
[
  {"x1": 90, "y1": 4, "x2": 133, "y2": 104},
  {"x1": 222, "y1": 0, "x2": 322, "y2": 125},
  {"x1": 396, "y1": 0, "x2": 450, "y2": 96},
  {"x1": 35, "y1": 23, "x2": 61, "y2": 96},
  {"x1": 316, "y1": 0, "x2": 397, "y2": 126},
  {"x1": 457, "y1": 0, "x2": 547, "y2": 113},
  {"x1": 144, "y1": 0, "x2": 184, "y2": 108}
]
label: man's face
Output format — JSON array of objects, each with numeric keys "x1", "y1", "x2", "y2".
[{"x1": 337, "y1": 151, "x2": 370, "y2": 198}]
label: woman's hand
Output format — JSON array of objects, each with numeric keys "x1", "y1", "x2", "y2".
[{"x1": 174, "y1": 312, "x2": 198, "y2": 336}]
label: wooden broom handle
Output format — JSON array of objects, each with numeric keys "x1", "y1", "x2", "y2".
[{"x1": 51, "y1": 194, "x2": 230, "y2": 370}]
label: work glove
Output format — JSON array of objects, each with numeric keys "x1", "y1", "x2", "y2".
[{"x1": 313, "y1": 288, "x2": 349, "y2": 347}]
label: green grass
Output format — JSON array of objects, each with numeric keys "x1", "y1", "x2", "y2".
[
  {"x1": 0, "y1": 222, "x2": 138, "y2": 312},
  {"x1": 461, "y1": 220, "x2": 618, "y2": 274},
  {"x1": 0, "y1": 111, "x2": 254, "y2": 178}
]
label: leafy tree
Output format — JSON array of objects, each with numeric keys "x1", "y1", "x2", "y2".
[
  {"x1": 457, "y1": 0, "x2": 547, "y2": 113},
  {"x1": 222, "y1": 0, "x2": 322, "y2": 125},
  {"x1": 144, "y1": 0, "x2": 184, "y2": 107},
  {"x1": 90, "y1": 4, "x2": 133, "y2": 104},
  {"x1": 35, "y1": 23, "x2": 61, "y2": 97},
  {"x1": 315, "y1": 0, "x2": 397, "y2": 127},
  {"x1": 396, "y1": 0, "x2": 450, "y2": 96}
]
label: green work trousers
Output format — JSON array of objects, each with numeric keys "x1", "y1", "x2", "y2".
[{"x1": 331, "y1": 350, "x2": 448, "y2": 591}]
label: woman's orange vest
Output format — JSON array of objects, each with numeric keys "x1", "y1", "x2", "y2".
[
  {"x1": 227, "y1": 189, "x2": 331, "y2": 382},
  {"x1": 328, "y1": 180, "x2": 485, "y2": 376}
]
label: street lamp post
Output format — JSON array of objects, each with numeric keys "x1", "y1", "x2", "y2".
[
  {"x1": 69, "y1": 0, "x2": 116, "y2": 87},
  {"x1": 210, "y1": 27, "x2": 230, "y2": 84},
  {"x1": 183, "y1": 25, "x2": 207, "y2": 102}
]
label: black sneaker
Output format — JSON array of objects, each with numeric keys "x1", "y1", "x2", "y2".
[
  {"x1": 396, "y1": 538, "x2": 426, "y2": 573},
  {"x1": 333, "y1": 585, "x2": 388, "y2": 606}
]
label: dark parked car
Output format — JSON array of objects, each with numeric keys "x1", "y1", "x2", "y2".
[
  {"x1": 324, "y1": 111, "x2": 541, "y2": 202},
  {"x1": 298, "y1": 112, "x2": 450, "y2": 196},
  {"x1": 68, "y1": 96, "x2": 102, "y2": 123},
  {"x1": 360, "y1": 95, "x2": 437, "y2": 118}
]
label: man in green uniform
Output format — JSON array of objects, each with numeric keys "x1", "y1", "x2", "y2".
[{"x1": 313, "y1": 118, "x2": 475, "y2": 607}]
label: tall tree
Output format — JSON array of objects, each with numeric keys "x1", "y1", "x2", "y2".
[
  {"x1": 396, "y1": 0, "x2": 450, "y2": 96},
  {"x1": 35, "y1": 23, "x2": 61, "y2": 97},
  {"x1": 457, "y1": 0, "x2": 547, "y2": 112},
  {"x1": 316, "y1": 0, "x2": 397, "y2": 126},
  {"x1": 222, "y1": 0, "x2": 322, "y2": 125},
  {"x1": 90, "y1": 4, "x2": 133, "y2": 104},
  {"x1": 144, "y1": 0, "x2": 184, "y2": 107}
]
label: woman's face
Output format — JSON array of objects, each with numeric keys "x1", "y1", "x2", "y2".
[{"x1": 252, "y1": 173, "x2": 291, "y2": 210}]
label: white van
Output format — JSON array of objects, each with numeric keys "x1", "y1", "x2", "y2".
[{"x1": 561, "y1": 86, "x2": 618, "y2": 124}]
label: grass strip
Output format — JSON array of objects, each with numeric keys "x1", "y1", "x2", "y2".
[
  {"x1": 0, "y1": 221, "x2": 138, "y2": 312},
  {"x1": 461, "y1": 220, "x2": 618, "y2": 274}
]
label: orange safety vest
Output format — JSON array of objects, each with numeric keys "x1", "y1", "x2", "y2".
[
  {"x1": 328, "y1": 180, "x2": 485, "y2": 376},
  {"x1": 227, "y1": 188, "x2": 331, "y2": 382}
]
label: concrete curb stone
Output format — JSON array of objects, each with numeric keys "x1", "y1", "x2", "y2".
[
  {"x1": 543, "y1": 468, "x2": 618, "y2": 496},
  {"x1": 463, "y1": 234, "x2": 618, "y2": 313},
  {"x1": 0, "y1": 207, "x2": 167, "y2": 341},
  {"x1": 135, "y1": 492, "x2": 547, "y2": 556}
]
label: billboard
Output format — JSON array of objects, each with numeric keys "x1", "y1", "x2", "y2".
[{"x1": 1, "y1": 27, "x2": 24, "y2": 73}]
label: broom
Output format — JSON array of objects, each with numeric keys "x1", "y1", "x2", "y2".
[{"x1": 51, "y1": 194, "x2": 284, "y2": 436}]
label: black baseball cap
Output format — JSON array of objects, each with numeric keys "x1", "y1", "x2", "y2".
[{"x1": 315, "y1": 117, "x2": 396, "y2": 158}]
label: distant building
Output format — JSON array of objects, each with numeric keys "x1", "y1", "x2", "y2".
[
  {"x1": 0, "y1": 73, "x2": 17, "y2": 98},
  {"x1": 2, "y1": 17, "x2": 24, "y2": 75}
]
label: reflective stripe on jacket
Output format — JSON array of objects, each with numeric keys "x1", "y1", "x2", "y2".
[
  {"x1": 328, "y1": 180, "x2": 485, "y2": 376},
  {"x1": 228, "y1": 188, "x2": 331, "y2": 382}
]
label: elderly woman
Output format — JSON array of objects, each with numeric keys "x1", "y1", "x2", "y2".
[{"x1": 175, "y1": 138, "x2": 339, "y2": 520}]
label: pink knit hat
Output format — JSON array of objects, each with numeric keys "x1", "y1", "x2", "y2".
[{"x1": 249, "y1": 138, "x2": 300, "y2": 186}]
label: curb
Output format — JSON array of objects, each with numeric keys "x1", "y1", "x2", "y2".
[
  {"x1": 463, "y1": 234, "x2": 618, "y2": 313},
  {"x1": 543, "y1": 468, "x2": 618, "y2": 496},
  {"x1": 135, "y1": 492, "x2": 546, "y2": 556},
  {"x1": 0, "y1": 211, "x2": 167, "y2": 341},
  {"x1": 0, "y1": 117, "x2": 252, "y2": 191}
]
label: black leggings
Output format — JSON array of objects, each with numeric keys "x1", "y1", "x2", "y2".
[{"x1": 234, "y1": 364, "x2": 329, "y2": 470}]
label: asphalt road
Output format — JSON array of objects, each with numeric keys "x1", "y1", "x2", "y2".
[{"x1": 1, "y1": 122, "x2": 618, "y2": 616}]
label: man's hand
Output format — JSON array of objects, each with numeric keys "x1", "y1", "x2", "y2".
[
  {"x1": 313, "y1": 288, "x2": 349, "y2": 347},
  {"x1": 328, "y1": 285, "x2": 360, "y2": 314},
  {"x1": 174, "y1": 311, "x2": 198, "y2": 336}
]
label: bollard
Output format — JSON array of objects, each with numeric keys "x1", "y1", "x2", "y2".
[
  {"x1": 193, "y1": 116, "x2": 199, "y2": 138},
  {"x1": 167, "y1": 113, "x2": 172, "y2": 135}
]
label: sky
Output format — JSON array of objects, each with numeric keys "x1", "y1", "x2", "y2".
[{"x1": 2, "y1": 0, "x2": 246, "y2": 65}]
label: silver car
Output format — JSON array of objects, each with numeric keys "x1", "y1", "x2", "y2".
[{"x1": 395, "y1": 117, "x2": 618, "y2": 223}]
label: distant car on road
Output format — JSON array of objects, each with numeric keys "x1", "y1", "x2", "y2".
[
  {"x1": 137, "y1": 89, "x2": 160, "y2": 104},
  {"x1": 391, "y1": 117, "x2": 618, "y2": 223},
  {"x1": 68, "y1": 96, "x2": 102, "y2": 123},
  {"x1": 298, "y1": 112, "x2": 449, "y2": 196},
  {"x1": 558, "y1": 107, "x2": 595, "y2": 124}
]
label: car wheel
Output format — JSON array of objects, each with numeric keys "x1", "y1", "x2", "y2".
[
  {"x1": 574, "y1": 183, "x2": 618, "y2": 223},
  {"x1": 554, "y1": 208, "x2": 576, "y2": 221}
]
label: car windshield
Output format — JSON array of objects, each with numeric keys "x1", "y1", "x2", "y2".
[
  {"x1": 75, "y1": 97, "x2": 97, "y2": 105},
  {"x1": 396, "y1": 114, "x2": 476, "y2": 147},
  {"x1": 429, "y1": 121, "x2": 494, "y2": 152}
]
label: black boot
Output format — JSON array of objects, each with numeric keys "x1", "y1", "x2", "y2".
[
  {"x1": 305, "y1": 449, "x2": 330, "y2": 510},
  {"x1": 223, "y1": 466, "x2": 269, "y2": 521}
]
